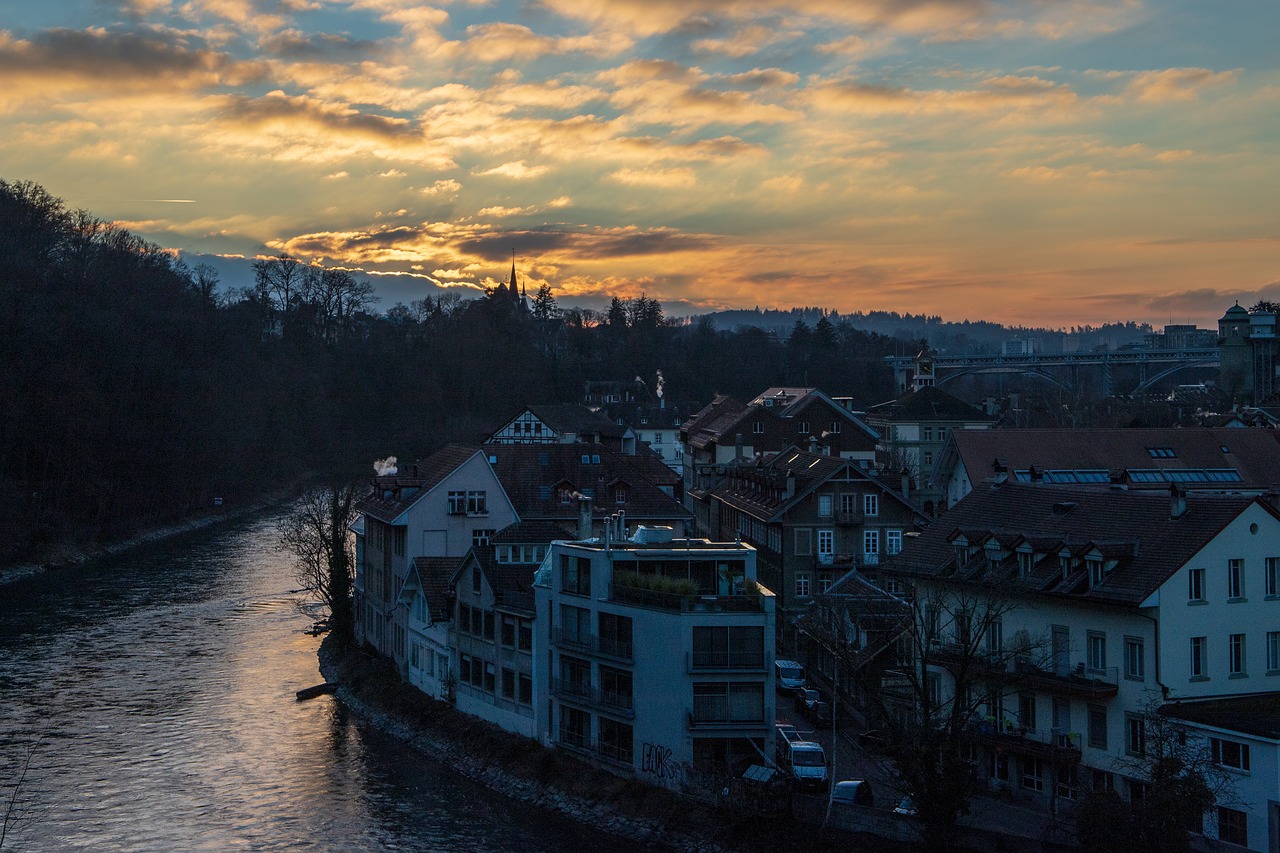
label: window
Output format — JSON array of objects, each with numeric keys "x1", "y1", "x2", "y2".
[
  {"x1": 693, "y1": 625, "x2": 765, "y2": 669},
  {"x1": 864, "y1": 494, "x2": 879, "y2": 517},
  {"x1": 1188, "y1": 567, "x2": 1205, "y2": 602},
  {"x1": 798, "y1": 421, "x2": 810, "y2": 435},
  {"x1": 864, "y1": 529, "x2": 880, "y2": 559},
  {"x1": 886, "y1": 530, "x2": 903, "y2": 555},
  {"x1": 1190, "y1": 636, "x2": 1207, "y2": 678},
  {"x1": 817, "y1": 529, "x2": 834, "y2": 563},
  {"x1": 393, "y1": 526, "x2": 406, "y2": 557},
  {"x1": 1021, "y1": 756, "x2": 1044, "y2": 792},
  {"x1": 839, "y1": 493, "x2": 858, "y2": 515},
  {"x1": 794, "y1": 528, "x2": 812, "y2": 556},
  {"x1": 795, "y1": 573, "x2": 811, "y2": 598},
  {"x1": 598, "y1": 612, "x2": 632, "y2": 660},
  {"x1": 1017, "y1": 551, "x2": 1034, "y2": 577},
  {"x1": 1267, "y1": 630, "x2": 1279, "y2": 673},
  {"x1": 986, "y1": 619, "x2": 1003, "y2": 654},
  {"x1": 819, "y1": 576, "x2": 832, "y2": 593},
  {"x1": 1124, "y1": 637, "x2": 1145, "y2": 680},
  {"x1": 1018, "y1": 694, "x2": 1037, "y2": 731},
  {"x1": 560, "y1": 655, "x2": 591, "y2": 698},
  {"x1": 1088, "y1": 704, "x2": 1107, "y2": 749},
  {"x1": 518, "y1": 619, "x2": 532, "y2": 652},
  {"x1": 1267, "y1": 557, "x2": 1279, "y2": 597},
  {"x1": 830, "y1": 421, "x2": 841, "y2": 434},
  {"x1": 1210, "y1": 738, "x2": 1251, "y2": 772},
  {"x1": 1087, "y1": 558, "x2": 1104, "y2": 588},
  {"x1": 472, "y1": 566, "x2": 482, "y2": 594},
  {"x1": 560, "y1": 604, "x2": 591, "y2": 647},
  {"x1": 1126, "y1": 713, "x2": 1146, "y2": 756},
  {"x1": 818, "y1": 495, "x2": 833, "y2": 517},
  {"x1": 1229, "y1": 633, "x2": 1245, "y2": 676},
  {"x1": 922, "y1": 425, "x2": 934, "y2": 442},
  {"x1": 1227, "y1": 558, "x2": 1244, "y2": 599},
  {"x1": 598, "y1": 717, "x2": 634, "y2": 764},
  {"x1": 501, "y1": 614, "x2": 516, "y2": 647},
  {"x1": 448, "y1": 490, "x2": 466, "y2": 514},
  {"x1": 471, "y1": 528, "x2": 494, "y2": 548},
  {"x1": 691, "y1": 682, "x2": 765, "y2": 723},
  {"x1": 1147, "y1": 446, "x2": 1176, "y2": 458},
  {"x1": 752, "y1": 421, "x2": 764, "y2": 434},
  {"x1": 560, "y1": 555, "x2": 591, "y2": 596},
  {"x1": 922, "y1": 451, "x2": 933, "y2": 467},
  {"x1": 1217, "y1": 806, "x2": 1248, "y2": 847},
  {"x1": 501, "y1": 668, "x2": 516, "y2": 699},
  {"x1": 1087, "y1": 632, "x2": 1106, "y2": 672},
  {"x1": 518, "y1": 673, "x2": 532, "y2": 705},
  {"x1": 599, "y1": 665, "x2": 633, "y2": 710},
  {"x1": 560, "y1": 706, "x2": 590, "y2": 748}
]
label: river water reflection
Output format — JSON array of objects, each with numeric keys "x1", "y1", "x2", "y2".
[{"x1": 0, "y1": 511, "x2": 637, "y2": 852}]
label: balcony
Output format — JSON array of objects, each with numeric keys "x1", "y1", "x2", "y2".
[
  {"x1": 687, "y1": 650, "x2": 767, "y2": 673},
  {"x1": 609, "y1": 582, "x2": 765, "y2": 613},
  {"x1": 686, "y1": 709, "x2": 769, "y2": 732},
  {"x1": 966, "y1": 721, "x2": 1082, "y2": 765},
  {"x1": 555, "y1": 733, "x2": 635, "y2": 768},
  {"x1": 550, "y1": 629, "x2": 635, "y2": 663},
  {"x1": 1016, "y1": 661, "x2": 1119, "y2": 699},
  {"x1": 495, "y1": 590, "x2": 534, "y2": 614},
  {"x1": 551, "y1": 677, "x2": 635, "y2": 717}
]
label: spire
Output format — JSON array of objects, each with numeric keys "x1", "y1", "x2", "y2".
[{"x1": 508, "y1": 250, "x2": 519, "y2": 301}]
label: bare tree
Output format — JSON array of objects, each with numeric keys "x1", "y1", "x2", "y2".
[
  {"x1": 1, "y1": 739, "x2": 36, "y2": 851},
  {"x1": 278, "y1": 484, "x2": 358, "y2": 646},
  {"x1": 851, "y1": 581, "x2": 1053, "y2": 852}
]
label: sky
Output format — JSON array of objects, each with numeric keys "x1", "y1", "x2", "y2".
[{"x1": 2, "y1": 0, "x2": 1278, "y2": 328}]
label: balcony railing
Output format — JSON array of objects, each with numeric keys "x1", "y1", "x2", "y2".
[
  {"x1": 686, "y1": 708, "x2": 768, "y2": 731},
  {"x1": 555, "y1": 733, "x2": 634, "y2": 767},
  {"x1": 550, "y1": 629, "x2": 635, "y2": 663},
  {"x1": 495, "y1": 590, "x2": 535, "y2": 613},
  {"x1": 551, "y1": 678, "x2": 635, "y2": 716},
  {"x1": 687, "y1": 650, "x2": 767, "y2": 672},
  {"x1": 966, "y1": 720, "x2": 1083, "y2": 764},
  {"x1": 1017, "y1": 661, "x2": 1119, "y2": 699},
  {"x1": 609, "y1": 583, "x2": 764, "y2": 613}
]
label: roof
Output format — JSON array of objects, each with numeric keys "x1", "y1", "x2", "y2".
[
  {"x1": 947, "y1": 428, "x2": 1280, "y2": 492},
  {"x1": 410, "y1": 556, "x2": 462, "y2": 621},
  {"x1": 684, "y1": 389, "x2": 877, "y2": 453},
  {"x1": 454, "y1": 546, "x2": 538, "y2": 612},
  {"x1": 1160, "y1": 695, "x2": 1280, "y2": 741},
  {"x1": 490, "y1": 519, "x2": 574, "y2": 544},
  {"x1": 883, "y1": 482, "x2": 1268, "y2": 606},
  {"x1": 521, "y1": 403, "x2": 625, "y2": 439},
  {"x1": 482, "y1": 443, "x2": 691, "y2": 523},
  {"x1": 356, "y1": 444, "x2": 481, "y2": 522},
  {"x1": 866, "y1": 385, "x2": 993, "y2": 424},
  {"x1": 710, "y1": 446, "x2": 924, "y2": 523}
]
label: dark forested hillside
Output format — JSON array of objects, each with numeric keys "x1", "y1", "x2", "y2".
[{"x1": 0, "y1": 179, "x2": 900, "y2": 565}]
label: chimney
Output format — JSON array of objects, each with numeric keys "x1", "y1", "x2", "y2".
[
  {"x1": 1028, "y1": 465, "x2": 1042, "y2": 484},
  {"x1": 1170, "y1": 483, "x2": 1187, "y2": 519},
  {"x1": 616, "y1": 509, "x2": 627, "y2": 538},
  {"x1": 735, "y1": 433, "x2": 743, "y2": 462},
  {"x1": 808, "y1": 435, "x2": 819, "y2": 454},
  {"x1": 784, "y1": 470, "x2": 796, "y2": 500},
  {"x1": 992, "y1": 458, "x2": 1008, "y2": 485},
  {"x1": 577, "y1": 495, "x2": 593, "y2": 539}
]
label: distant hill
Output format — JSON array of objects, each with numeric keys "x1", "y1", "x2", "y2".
[{"x1": 695, "y1": 307, "x2": 1154, "y2": 355}]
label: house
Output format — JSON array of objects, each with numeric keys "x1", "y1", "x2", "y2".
[
  {"x1": 487, "y1": 403, "x2": 634, "y2": 453},
  {"x1": 680, "y1": 387, "x2": 879, "y2": 531},
  {"x1": 353, "y1": 445, "x2": 519, "y2": 668},
  {"x1": 599, "y1": 400, "x2": 690, "y2": 473},
  {"x1": 702, "y1": 446, "x2": 926, "y2": 615},
  {"x1": 449, "y1": 520, "x2": 567, "y2": 737},
  {"x1": 935, "y1": 427, "x2": 1280, "y2": 511},
  {"x1": 402, "y1": 555, "x2": 458, "y2": 700},
  {"x1": 481, "y1": 443, "x2": 691, "y2": 536},
  {"x1": 864, "y1": 382, "x2": 994, "y2": 515},
  {"x1": 876, "y1": 481, "x2": 1280, "y2": 850},
  {"x1": 532, "y1": 522, "x2": 778, "y2": 790}
]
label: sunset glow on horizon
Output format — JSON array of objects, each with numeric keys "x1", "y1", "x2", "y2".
[{"x1": 3, "y1": 0, "x2": 1278, "y2": 327}]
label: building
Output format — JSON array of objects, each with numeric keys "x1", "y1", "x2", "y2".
[
  {"x1": 935, "y1": 427, "x2": 1280, "y2": 510},
  {"x1": 700, "y1": 446, "x2": 925, "y2": 617},
  {"x1": 1219, "y1": 302, "x2": 1279, "y2": 405},
  {"x1": 876, "y1": 482, "x2": 1280, "y2": 850},
  {"x1": 487, "y1": 403, "x2": 633, "y2": 452},
  {"x1": 532, "y1": 522, "x2": 777, "y2": 790},
  {"x1": 864, "y1": 379, "x2": 995, "y2": 514}
]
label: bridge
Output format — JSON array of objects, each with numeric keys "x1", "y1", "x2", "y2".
[{"x1": 886, "y1": 348, "x2": 1221, "y2": 397}]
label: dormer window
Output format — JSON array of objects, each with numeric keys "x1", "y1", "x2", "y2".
[
  {"x1": 1087, "y1": 558, "x2": 1104, "y2": 587},
  {"x1": 1059, "y1": 554, "x2": 1072, "y2": 578},
  {"x1": 799, "y1": 421, "x2": 810, "y2": 435},
  {"x1": 1018, "y1": 551, "x2": 1034, "y2": 578},
  {"x1": 613, "y1": 484, "x2": 629, "y2": 505},
  {"x1": 1147, "y1": 447, "x2": 1176, "y2": 459}
]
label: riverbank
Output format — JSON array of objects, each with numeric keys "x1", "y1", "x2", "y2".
[
  {"x1": 0, "y1": 491, "x2": 297, "y2": 585},
  {"x1": 317, "y1": 639, "x2": 907, "y2": 853}
]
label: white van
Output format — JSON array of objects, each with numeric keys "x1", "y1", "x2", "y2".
[{"x1": 775, "y1": 659, "x2": 805, "y2": 694}]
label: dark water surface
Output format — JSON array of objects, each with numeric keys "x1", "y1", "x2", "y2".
[{"x1": 0, "y1": 511, "x2": 635, "y2": 852}]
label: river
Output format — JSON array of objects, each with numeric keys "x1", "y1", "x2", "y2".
[{"x1": 0, "y1": 510, "x2": 639, "y2": 852}]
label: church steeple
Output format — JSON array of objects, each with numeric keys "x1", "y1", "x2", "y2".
[{"x1": 508, "y1": 250, "x2": 519, "y2": 301}]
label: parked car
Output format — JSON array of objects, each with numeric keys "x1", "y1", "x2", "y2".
[
  {"x1": 793, "y1": 688, "x2": 820, "y2": 715},
  {"x1": 831, "y1": 780, "x2": 874, "y2": 807},
  {"x1": 774, "y1": 660, "x2": 805, "y2": 694},
  {"x1": 806, "y1": 699, "x2": 833, "y2": 727},
  {"x1": 893, "y1": 796, "x2": 918, "y2": 816}
]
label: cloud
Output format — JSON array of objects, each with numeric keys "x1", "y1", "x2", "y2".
[
  {"x1": 472, "y1": 160, "x2": 551, "y2": 180},
  {"x1": 419, "y1": 179, "x2": 462, "y2": 195},
  {"x1": 257, "y1": 29, "x2": 383, "y2": 61},
  {"x1": 607, "y1": 167, "x2": 697, "y2": 188},
  {"x1": 477, "y1": 204, "x2": 537, "y2": 217},
  {"x1": 1123, "y1": 68, "x2": 1240, "y2": 103}
]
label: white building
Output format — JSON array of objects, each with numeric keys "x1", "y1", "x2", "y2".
[
  {"x1": 878, "y1": 482, "x2": 1280, "y2": 851},
  {"x1": 533, "y1": 524, "x2": 778, "y2": 790}
]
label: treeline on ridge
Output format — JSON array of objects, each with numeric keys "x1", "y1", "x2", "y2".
[{"x1": 0, "y1": 178, "x2": 901, "y2": 565}]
